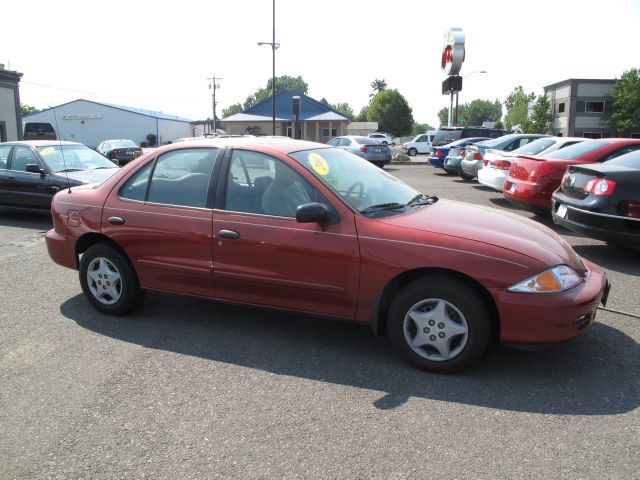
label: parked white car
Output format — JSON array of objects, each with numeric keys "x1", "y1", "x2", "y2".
[
  {"x1": 477, "y1": 136, "x2": 586, "y2": 191},
  {"x1": 367, "y1": 132, "x2": 396, "y2": 146},
  {"x1": 402, "y1": 131, "x2": 436, "y2": 156}
]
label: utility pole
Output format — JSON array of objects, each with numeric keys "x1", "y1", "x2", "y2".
[
  {"x1": 258, "y1": 0, "x2": 279, "y2": 135},
  {"x1": 208, "y1": 76, "x2": 221, "y2": 134}
]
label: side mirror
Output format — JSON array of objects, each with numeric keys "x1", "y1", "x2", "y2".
[
  {"x1": 25, "y1": 164, "x2": 45, "y2": 175},
  {"x1": 296, "y1": 202, "x2": 329, "y2": 224}
]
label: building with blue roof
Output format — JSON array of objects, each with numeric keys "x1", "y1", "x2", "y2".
[
  {"x1": 222, "y1": 90, "x2": 349, "y2": 142},
  {"x1": 21, "y1": 99, "x2": 196, "y2": 148}
]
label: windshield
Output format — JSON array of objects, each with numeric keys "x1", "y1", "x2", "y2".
[
  {"x1": 512, "y1": 138, "x2": 556, "y2": 155},
  {"x1": 37, "y1": 145, "x2": 119, "y2": 172},
  {"x1": 111, "y1": 140, "x2": 137, "y2": 148},
  {"x1": 545, "y1": 140, "x2": 610, "y2": 160},
  {"x1": 290, "y1": 147, "x2": 422, "y2": 216}
]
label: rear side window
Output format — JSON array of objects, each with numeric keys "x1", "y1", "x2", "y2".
[
  {"x1": 0, "y1": 145, "x2": 11, "y2": 169},
  {"x1": 606, "y1": 151, "x2": 640, "y2": 167}
]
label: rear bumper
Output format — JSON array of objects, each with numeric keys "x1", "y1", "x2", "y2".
[
  {"x1": 503, "y1": 178, "x2": 552, "y2": 212},
  {"x1": 45, "y1": 229, "x2": 78, "y2": 270},
  {"x1": 477, "y1": 168, "x2": 507, "y2": 191},
  {"x1": 428, "y1": 156, "x2": 445, "y2": 168},
  {"x1": 551, "y1": 198, "x2": 640, "y2": 247},
  {"x1": 443, "y1": 157, "x2": 462, "y2": 173},
  {"x1": 492, "y1": 258, "x2": 608, "y2": 344},
  {"x1": 461, "y1": 159, "x2": 482, "y2": 176}
]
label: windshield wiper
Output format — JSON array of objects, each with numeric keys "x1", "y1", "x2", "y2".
[
  {"x1": 92, "y1": 166, "x2": 118, "y2": 170},
  {"x1": 406, "y1": 194, "x2": 439, "y2": 207},
  {"x1": 360, "y1": 202, "x2": 406, "y2": 214},
  {"x1": 55, "y1": 168, "x2": 83, "y2": 173}
]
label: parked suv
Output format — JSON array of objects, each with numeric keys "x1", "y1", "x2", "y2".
[
  {"x1": 402, "y1": 131, "x2": 436, "y2": 156},
  {"x1": 22, "y1": 122, "x2": 57, "y2": 141},
  {"x1": 367, "y1": 132, "x2": 395, "y2": 146},
  {"x1": 431, "y1": 126, "x2": 508, "y2": 148}
]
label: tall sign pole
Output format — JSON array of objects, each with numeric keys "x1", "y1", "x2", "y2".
[
  {"x1": 208, "y1": 76, "x2": 221, "y2": 134},
  {"x1": 441, "y1": 27, "x2": 465, "y2": 127}
]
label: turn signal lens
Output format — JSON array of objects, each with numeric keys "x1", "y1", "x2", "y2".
[{"x1": 508, "y1": 265, "x2": 583, "y2": 293}]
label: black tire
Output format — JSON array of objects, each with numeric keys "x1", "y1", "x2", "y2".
[
  {"x1": 79, "y1": 243, "x2": 145, "y2": 315},
  {"x1": 386, "y1": 276, "x2": 491, "y2": 373},
  {"x1": 459, "y1": 170, "x2": 474, "y2": 181},
  {"x1": 408, "y1": 148, "x2": 417, "y2": 157}
]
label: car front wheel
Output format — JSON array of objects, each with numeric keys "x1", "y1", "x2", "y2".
[
  {"x1": 407, "y1": 148, "x2": 417, "y2": 157},
  {"x1": 386, "y1": 276, "x2": 490, "y2": 373},
  {"x1": 79, "y1": 243, "x2": 145, "y2": 315}
]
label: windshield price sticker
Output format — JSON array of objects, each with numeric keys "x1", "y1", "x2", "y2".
[
  {"x1": 309, "y1": 153, "x2": 330, "y2": 175},
  {"x1": 40, "y1": 147, "x2": 56, "y2": 156}
]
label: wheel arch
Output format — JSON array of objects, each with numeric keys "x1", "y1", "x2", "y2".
[
  {"x1": 75, "y1": 233, "x2": 136, "y2": 276},
  {"x1": 369, "y1": 267, "x2": 499, "y2": 339}
]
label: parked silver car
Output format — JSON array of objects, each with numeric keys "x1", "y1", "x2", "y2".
[{"x1": 327, "y1": 136, "x2": 392, "y2": 168}]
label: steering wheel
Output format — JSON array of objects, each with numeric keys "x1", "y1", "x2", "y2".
[{"x1": 344, "y1": 181, "x2": 365, "y2": 204}]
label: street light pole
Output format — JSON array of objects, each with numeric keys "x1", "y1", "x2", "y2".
[
  {"x1": 208, "y1": 76, "x2": 221, "y2": 134},
  {"x1": 258, "y1": 0, "x2": 279, "y2": 136}
]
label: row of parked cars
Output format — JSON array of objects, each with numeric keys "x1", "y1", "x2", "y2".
[{"x1": 423, "y1": 128, "x2": 640, "y2": 249}]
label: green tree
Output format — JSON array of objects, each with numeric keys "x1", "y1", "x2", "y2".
[
  {"x1": 370, "y1": 78, "x2": 387, "y2": 98},
  {"x1": 356, "y1": 105, "x2": 370, "y2": 122},
  {"x1": 21, "y1": 104, "x2": 40, "y2": 116},
  {"x1": 527, "y1": 95, "x2": 553, "y2": 134},
  {"x1": 605, "y1": 68, "x2": 640, "y2": 136},
  {"x1": 438, "y1": 107, "x2": 449, "y2": 126},
  {"x1": 503, "y1": 86, "x2": 535, "y2": 131},
  {"x1": 412, "y1": 122, "x2": 434, "y2": 135},
  {"x1": 460, "y1": 99, "x2": 502, "y2": 126},
  {"x1": 331, "y1": 102, "x2": 355, "y2": 121},
  {"x1": 222, "y1": 103, "x2": 243, "y2": 118},
  {"x1": 367, "y1": 89, "x2": 414, "y2": 136},
  {"x1": 243, "y1": 75, "x2": 309, "y2": 109}
]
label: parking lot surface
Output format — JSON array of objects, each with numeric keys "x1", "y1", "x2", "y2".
[{"x1": 1, "y1": 164, "x2": 638, "y2": 478}]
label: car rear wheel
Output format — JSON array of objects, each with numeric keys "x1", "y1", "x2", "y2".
[
  {"x1": 459, "y1": 171, "x2": 474, "y2": 181},
  {"x1": 79, "y1": 243, "x2": 145, "y2": 315},
  {"x1": 407, "y1": 148, "x2": 417, "y2": 157},
  {"x1": 386, "y1": 276, "x2": 490, "y2": 373}
]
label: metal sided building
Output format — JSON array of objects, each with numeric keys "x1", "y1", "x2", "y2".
[
  {"x1": 0, "y1": 65, "x2": 23, "y2": 142},
  {"x1": 21, "y1": 99, "x2": 195, "y2": 148}
]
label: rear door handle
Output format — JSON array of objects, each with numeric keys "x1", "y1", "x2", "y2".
[
  {"x1": 218, "y1": 229, "x2": 240, "y2": 240},
  {"x1": 108, "y1": 216, "x2": 125, "y2": 225}
]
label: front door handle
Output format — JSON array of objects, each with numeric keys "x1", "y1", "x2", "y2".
[
  {"x1": 218, "y1": 229, "x2": 240, "y2": 240},
  {"x1": 108, "y1": 216, "x2": 125, "y2": 225}
]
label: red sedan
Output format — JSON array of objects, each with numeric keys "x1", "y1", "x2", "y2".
[
  {"x1": 503, "y1": 138, "x2": 640, "y2": 213},
  {"x1": 45, "y1": 137, "x2": 609, "y2": 373}
]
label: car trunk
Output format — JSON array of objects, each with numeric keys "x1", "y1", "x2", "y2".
[
  {"x1": 508, "y1": 155, "x2": 548, "y2": 181},
  {"x1": 362, "y1": 143, "x2": 390, "y2": 161},
  {"x1": 557, "y1": 168, "x2": 597, "y2": 200}
]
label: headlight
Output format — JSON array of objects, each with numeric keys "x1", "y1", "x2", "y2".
[{"x1": 507, "y1": 265, "x2": 583, "y2": 293}]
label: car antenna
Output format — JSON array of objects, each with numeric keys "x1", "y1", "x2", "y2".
[{"x1": 51, "y1": 107, "x2": 71, "y2": 193}]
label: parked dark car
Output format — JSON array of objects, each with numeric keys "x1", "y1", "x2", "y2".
[
  {"x1": 504, "y1": 139, "x2": 640, "y2": 214},
  {"x1": 0, "y1": 140, "x2": 119, "y2": 212},
  {"x1": 551, "y1": 151, "x2": 640, "y2": 248},
  {"x1": 97, "y1": 139, "x2": 143, "y2": 165},
  {"x1": 429, "y1": 137, "x2": 490, "y2": 168},
  {"x1": 327, "y1": 136, "x2": 391, "y2": 168},
  {"x1": 45, "y1": 137, "x2": 609, "y2": 373},
  {"x1": 431, "y1": 126, "x2": 508, "y2": 148},
  {"x1": 22, "y1": 122, "x2": 57, "y2": 141},
  {"x1": 460, "y1": 134, "x2": 550, "y2": 180}
]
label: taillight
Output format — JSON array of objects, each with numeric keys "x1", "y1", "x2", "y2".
[
  {"x1": 490, "y1": 160, "x2": 512, "y2": 170},
  {"x1": 621, "y1": 200, "x2": 640, "y2": 218},
  {"x1": 584, "y1": 178, "x2": 616, "y2": 196},
  {"x1": 529, "y1": 162, "x2": 557, "y2": 181},
  {"x1": 473, "y1": 151, "x2": 483, "y2": 161},
  {"x1": 435, "y1": 149, "x2": 444, "y2": 157},
  {"x1": 360, "y1": 145, "x2": 368, "y2": 153}
]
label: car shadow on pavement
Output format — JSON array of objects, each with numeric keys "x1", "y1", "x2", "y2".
[
  {"x1": 573, "y1": 244, "x2": 640, "y2": 275},
  {"x1": 0, "y1": 211, "x2": 52, "y2": 230},
  {"x1": 61, "y1": 293, "x2": 639, "y2": 415}
]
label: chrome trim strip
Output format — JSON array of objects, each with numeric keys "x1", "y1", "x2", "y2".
[{"x1": 566, "y1": 204, "x2": 640, "y2": 223}]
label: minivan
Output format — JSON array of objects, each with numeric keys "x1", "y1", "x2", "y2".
[{"x1": 23, "y1": 122, "x2": 57, "y2": 141}]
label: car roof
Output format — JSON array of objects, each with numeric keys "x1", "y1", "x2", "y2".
[
  {"x1": 0, "y1": 140, "x2": 83, "y2": 147},
  {"x1": 149, "y1": 136, "x2": 329, "y2": 155}
]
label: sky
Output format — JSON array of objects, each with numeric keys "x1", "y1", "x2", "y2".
[{"x1": 3, "y1": 0, "x2": 639, "y2": 129}]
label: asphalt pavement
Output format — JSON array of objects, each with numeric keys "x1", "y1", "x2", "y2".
[{"x1": 0, "y1": 164, "x2": 638, "y2": 479}]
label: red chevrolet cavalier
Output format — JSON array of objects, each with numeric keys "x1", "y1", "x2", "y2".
[{"x1": 46, "y1": 137, "x2": 610, "y2": 373}]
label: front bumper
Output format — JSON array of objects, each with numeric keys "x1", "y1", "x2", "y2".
[{"x1": 491, "y1": 258, "x2": 608, "y2": 344}]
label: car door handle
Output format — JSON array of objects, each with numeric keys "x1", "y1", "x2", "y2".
[
  {"x1": 218, "y1": 229, "x2": 240, "y2": 239},
  {"x1": 108, "y1": 216, "x2": 125, "y2": 225}
]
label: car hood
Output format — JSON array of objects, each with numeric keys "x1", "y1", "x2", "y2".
[
  {"x1": 63, "y1": 168, "x2": 120, "y2": 185},
  {"x1": 376, "y1": 199, "x2": 585, "y2": 273}
]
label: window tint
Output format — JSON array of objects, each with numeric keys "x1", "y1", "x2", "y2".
[
  {"x1": 606, "y1": 150, "x2": 640, "y2": 167},
  {"x1": 119, "y1": 161, "x2": 153, "y2": 201},
  {"x1": 433, "y1": 129, "x2": 462, "y2": 146},
  {"x1": 225, "y1": 150, "x2": 320, "y2": 218},
  {"x1": 143, "y1": 148, "x2": 217, "y2": 207},
  {"x1": 600, "y1": 145, "x2": 640, "y2": 162},
  {"x1": 0, "y1": 145, "x2": 11, "y2": 169},
  {"x1": 338, "y1": 138, "x2": 350, "y2": 147},
  {"x1": 10, "y1": 147, "x2": 41, "y2": 171},
  {"x1": 546, "y1": 140, "x2": 610, "y2": 160}
]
